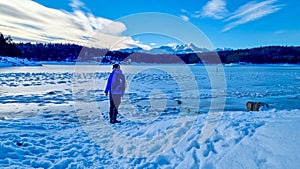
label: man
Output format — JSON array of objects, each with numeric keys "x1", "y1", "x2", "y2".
[{"x1": 104, "y1": 64, "x2": 126, "y2": 124}]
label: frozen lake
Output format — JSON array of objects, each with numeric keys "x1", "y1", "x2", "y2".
[{"x1": 0, "y1": 64, "x2": 299, "y2": 120}]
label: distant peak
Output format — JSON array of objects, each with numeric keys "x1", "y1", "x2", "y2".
[{"x1": 118, "y1": 43, "x2": 209, "y2": 54}]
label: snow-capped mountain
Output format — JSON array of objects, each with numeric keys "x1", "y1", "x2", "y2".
[
  {"x1": 119, "y1": 43, "x2": 210, "y2": 54},
  {"x1": 172, "y1": 43, "x2": 210, "y2": 54}
]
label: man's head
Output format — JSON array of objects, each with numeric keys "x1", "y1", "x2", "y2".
[{"x1": 113, "y1": 64, "x2": 120, "y2": 69}]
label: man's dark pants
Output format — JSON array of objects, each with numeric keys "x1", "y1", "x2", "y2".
[{"x1": 109, "y1": 94, "x2": 122, "y2": 122}]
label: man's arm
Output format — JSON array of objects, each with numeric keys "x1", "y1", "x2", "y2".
[{"x1": 104, "y1": 73, "x2": 113, "y2": 96}]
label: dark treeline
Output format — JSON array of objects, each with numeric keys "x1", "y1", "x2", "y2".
[
  {"x1": 18, "y1": 42, "x2": 82, "y2": 61},
  {"x1": 1, "y1": 33, "x2": 299, "y2": 64},
  {"x1": 123, "y1": 46, "x2": 300, "y2": 64},
  {"x1": 0, "y1": 33, "x2": 22, "y2": 57},
  {"x1": 218, "y1": 46, "x2": 300, "y2": 64}
]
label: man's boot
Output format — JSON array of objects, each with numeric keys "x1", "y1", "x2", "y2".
[
  {"x1": 109, "y1": 111, "x2": 113, "y2": 123},
  {"x1": 112, "y1": 108, "x2": 121, "y2": 123}
]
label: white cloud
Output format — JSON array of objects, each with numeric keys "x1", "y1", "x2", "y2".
[
  {"x1": 69, "y1": 0, "x2": 86, "y2": 10},
  {"x1": 180, "y1": 15, "x2": 190, "y2": 22},
  {"x1": 0, "y1": 0, "x2": 150, "y2": 50},
  {"x1": 166, "y1": 43, "x2": 178, "y2": 47},
  {"x1": 181, "y1": 0, "x2": 284, "y2": 32},
  {"x1": 223, "y1": 0, "x2": 284, "y2": 31},
  {"x1": 181, "y1": 9, "x2": 188, "y2": 13},
  {"x1": 201, "y1": 0, "x2": 228, "y2": 19}
]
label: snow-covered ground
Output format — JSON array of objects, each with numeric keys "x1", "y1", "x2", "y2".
[
  {"x1": 0, "y1": 64, "x2": 299, "y2": 168},
  {"x1": 0, "y1": 56, "x2": 42, "y2": 67}
]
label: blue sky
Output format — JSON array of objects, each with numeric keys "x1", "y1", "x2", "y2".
[{"x1": 0, "y1": 0, "x2": 299, "y2": 50}]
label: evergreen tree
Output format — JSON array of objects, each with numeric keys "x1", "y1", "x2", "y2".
[{"x1": 0, "y1": 32, "x2": 22, "y2": 56}]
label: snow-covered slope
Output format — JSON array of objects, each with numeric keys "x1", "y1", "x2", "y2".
[
  {"x1": 1, "y1": 107, "x2": 299, "y2": 168},
  {"x1": 0, "y1": 56, "x2": 42, "y2": 67}
]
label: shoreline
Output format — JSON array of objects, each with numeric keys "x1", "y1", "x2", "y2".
[{"x1": 1, "y1": 56, "x2": 300, "y2": 68}]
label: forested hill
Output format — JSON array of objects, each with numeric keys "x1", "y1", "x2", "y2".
[
  {"x1": 217, "y1": 46, "x2": 300, "y2": 64},
  {"x1": 1, "y1": 33, "x2": 299, "y2": 64}
]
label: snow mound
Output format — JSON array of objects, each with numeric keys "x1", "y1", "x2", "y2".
[
  {"x1": 1, "y1": 109, "x2": 300, "y2": 168},
  {"x1": 0, "y1": 56, "x2": 42, "y2": 67}
]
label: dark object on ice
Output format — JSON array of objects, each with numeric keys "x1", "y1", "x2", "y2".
[
  {"x1": 47, "y1": 91, "x2": 55, "y2": 95},
  {"x1": 246, "y1": 101, "x2": 269, "y2": 111},
  {"x1": 16, "y1": 142, "x2": 23, "y2": 146}
]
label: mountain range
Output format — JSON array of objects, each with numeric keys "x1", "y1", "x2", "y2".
[{"x1": 119, "y1": 43, "x2": 216, "y2": 54}]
